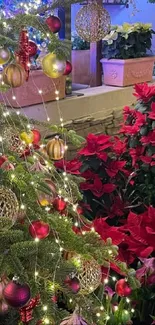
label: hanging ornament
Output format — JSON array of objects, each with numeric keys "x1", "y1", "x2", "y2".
[
  {"x1": 77, "y1": 258, "x2": 102, "y2": 295},
  {"x1": 60, "y1": 310, "x2": 88, "y2": 325},
  {"x1": 15, "y1": 29, "x2": 30, "y2": 81},
  {"x1": 3, "y1": 63, "x2": 26, "y2": 88},
  {"x1": 0, "y1": 155, "x2": 7, "y2": 167},
  {"x1": 28, "y1": 40, "x2": 38, "y2": 57},
  {"x1": 20, "y1": 131, "x2": 34, "y2": 145},
  {"x1": 31, "y1": 129, "x2": 41, "y2": 144},
  {"x1": 63, "y1": 61, "x2": 72, "y2": 76},
  {"x1": 0, "y1": 301, "x2": 9, "y2": 314},
  {"x1": 29, "y1": 220, "x2": 50, "y2": 240},
  {"x1": 38, "y1": 179, "x2": 57, "y2": 207},
  {"x1": 42, "y1": 53, "x2": 66, "y2": 79},
  {"x1": 65, "y1": 275, "x2": 80, "y2": 294},
  {"x1": 121, "y1": 310, "x2": 131, "y2": 324},
  {"x1": 0, "y1": 275, "x2": 8, "y2": 300},
  {"x1": 46, "y1": 15, "x2": 62, "y2": 33},
  {"x1": 75, "y1": 3, "x2": 111, "y2": 42},
  {"x1": 53, "y1": 197, "x2": 67, "y2": 212},
  {"x1": 19, "y1": 295, "x2": 40, "y2": 323},
  {"x1": 3, "y1": 278, "x2": 31, "y2": 308},
  {"x1": 3, "y1": 128, "x2": 24, "y2": 155},
  {"x1": 115, "y1": 279, "x2": 132, "y2": 297},
  {"x1": 46, "y1": 136, "x2": 65, "y2": 160},
  {"x1": 0, "y1": 186, "x2": 19, "y2": 222},
  {"x1": 0, "y1": 48, "x2": 11, "y2": 65}
]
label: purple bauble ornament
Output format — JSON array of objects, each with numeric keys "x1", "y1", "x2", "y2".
[{"x1": 3, "y1": 280, "x2": 31, "y2": 308}]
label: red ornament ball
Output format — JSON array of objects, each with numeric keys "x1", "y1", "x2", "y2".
[
  {"x1": 63, "y1": 61, "x2": 72, "y2": 76},
  {"x1": 115, "y1": 279, "x2": 132, "y2": 297},
  {"x1": 3, "y1": 281, "x2": 31, "y2": 308},
  {"x1": 29, "y1": 220, "x2": 50, "y2": 240},
  {"x1": 28, "y1": 41, "x2": 38, "y2": 57},
  {"x1": 0, "y1": 156, "x2": 7, "y2": 167},
  {"x1": 65, "y1": 276, "x2": 80, "y2": 294},
  {"x1": 32, "y1": 129, "x2": 41, "y2": 145},
  {"x1": 53, "y1": 197, "x2": 67, "y2": 212},
  {"x1": 46, "y1": 15, "x2": 62, "y2": 33}
]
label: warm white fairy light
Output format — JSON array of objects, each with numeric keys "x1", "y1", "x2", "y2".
[
  {"x1": 35, "y1": 271, "x2": 39, "y2": 277},
  {"x1": 12, "y1": 96, "x2": 16, "y2": 100},
  {"x1": 91, "y1": 227, "x2": 95, "y2": 232},
  {"x1": 43, "y1": 305, "x2": 48, "y2": 311},
  {"x1": 126, "y1": 298, "x2": 130, "y2": 303},
  {"x1": 104, "y1": 278, "x2": 109, "y2": 284},
  {"x1": 44, "y1": 318, "x2": 50, "y2": 324},
  {"x1": 47, "y1": 117, "x2": 50, "y2": 122},
  {"x1": 69, "y1": 298, "x2": 73, "y2": 303},
  {"x1": 100, "y1": 306, "x2": 104, "y2": 311},
  {"x1": 96, "y1": 312, "x2": 100, "y2": 317},
  {"x1": 11, "y1": 174, "x2": 15, "y2": 179},
  {"x1": 74, "y1": 221, "x2": 79, "y2": 227},
  {"x1": 106, "y1": 315, "x2": 110, "y2": 320},
  {"x1": 131, "y1": 308, "x2": 135, "y2": 313},
  {"x1": 35, "y1": 237, "x2": 39, "y2": 242},
  {"x1": 38, "y1": 89, "x2": 43, "y2": 94},
  {"x1": 82, "y1": 231, "x2": 86, "y2": 235},
  {"x1": 108, "y1": 250, "x2": 112, "y2": 254},
  {"x1": 112, "y1": 276, "x2": 117, "y2": 281},
  {"x1": 59, "y1": 247, "x2": 63, "y2": 252},
  {"x1": 55, "y1": 239, "x2": 59, "y2": 244},
  {"x1": 0, "y1": 136, "x2": 3, "y2": 142},
  {"x1": 16, "y1": 111, "x2": 20, "y2": 115},
  {"x1": 114, "y1": 306, "x2": 118, "y2": 311},
  {"x1": 20, "y1": 204, "x2": 25, "y2": 210}
]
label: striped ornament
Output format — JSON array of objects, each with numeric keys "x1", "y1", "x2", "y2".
[
  {"x1": 46, "y1": 136, "x2": 65, "y2": 160},
  {"x1": 3, "y1": 63, "x2": 26, "y2": 88}
]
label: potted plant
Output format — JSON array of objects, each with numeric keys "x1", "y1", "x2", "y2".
[
  {"x1": 72, "y1": 32, "x2": 90, "y2": 84},
  {"x1": 100, "y1": 23, "x2": 155, "y2": 87}
]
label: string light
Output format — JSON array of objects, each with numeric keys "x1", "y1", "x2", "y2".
[
  {"x1": 20, "y1": 204, "x2": 25, "y2": 210},
  {"x1": 35, "y1": 271, "x2": 39, "y2": 277},
  {"x1": 35, "y1": 237, "x2": 39, "y2": 243},
  {"x1": 43, "y1": 305, "x2": 48, "y2": 311},
  {"x1": 104, "y1": 278, "x2": 109, "y2": 284},
  {"x1": 44, "y1": 318, "x2": 50, "y2": 324}
]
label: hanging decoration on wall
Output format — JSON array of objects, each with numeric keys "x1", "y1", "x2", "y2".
[{"x1": 75, "y1": 2, "x2": 111, "y2": 42}]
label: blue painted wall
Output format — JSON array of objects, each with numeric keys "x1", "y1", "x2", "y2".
[{"x1": 71, "y1": 1, "x2": 155, "y2": 52}]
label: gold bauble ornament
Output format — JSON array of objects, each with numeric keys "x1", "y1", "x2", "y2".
[
  {"x1": 46, "y1": 136, "x2": 65, "y2": 160},
  {"x1": 0, "y1": 48, "x2": 11, "y2": 65},
  {"x1": 75, "y1": 3, "x2": 111, "y2": 42},
  {"x1": 3, "y1": 63, "x2": 26, "y2": 88},
  {"x1": 77, "y1": 258, "x2": 102, "y2": 295},
  {"x1": 42, "y1": 53, "x2": 66, "y2": 78},
  {"x1": 0, "y1": 187, "x2": 19, "y2": 222}
]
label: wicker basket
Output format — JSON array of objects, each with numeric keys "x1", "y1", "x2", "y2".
[{"x1": 0, "y1": 70, "x2": 66, "y2": 108}]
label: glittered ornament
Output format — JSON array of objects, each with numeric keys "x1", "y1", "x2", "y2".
[
  {"x1": 20, "y1": 131, "x2": 34, "y2": 145},
  {"x1": 16, "y1": 29, "x2": 30, "y2": 81},
  {"x1": 46, "y1": 136, "x2": 65, "y2": 160},
  {"x1": 75, "y1": 3, "x2": 111, "y2": 42},
  {"x1": 60, "y1": 310, "x2": 88, "y2": 325},
  {"x1": 0, "y1": 276, "x2": 8, "y2": 300},
  {"x1": 77, "y1": 258, "x2": 102, "y2": 295},
  {"x1": 32, "y1": 129, "x2": 41, "y2": 144},
  {"x1": 0, "y1": 301, "x2": 9, "y2": 314},
  {"x1": 65, "y1": 276, "x2": 80, "y2": 294},
  {"x1": 3, "y1": 279, "x2": 31, "y2": 308},
  {"x1": 53, "y1": 197, "x2": 67, "y2": 212},
  {"x1": 46, "y1": 15, "x2": 62, "y2": 33},
  {"x1": 63, "y1": 61, "x2": 72, "y2": 76},
  {"x1": 3, "y1": 129, "x2": 24, "y2": 155},
  {"x1": 29, "y1": 220, "x2": 50, "y2": 240},
  {"x1": 28, "y1": 40, "x2": 38, "y2": 57},
  {"x1": 19, "y1": 295, "x2": 40, "y2": 323},
  {"x1": 42, "y1": 53, "x2": 66, "y2": 79},
  {"x1": 3, "y1": 63, "x2": 26, "y2": 88},
  {"x1": 0, "y1": 48, "x2": 11, "y2": 65},
  {"x1": 0, "y1": 186, "x2": 19, "y2": 222},
  {"x1": 115, "y1": 279, "x2": 132, "y2": 297}
]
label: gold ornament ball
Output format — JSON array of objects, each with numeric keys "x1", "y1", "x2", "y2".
[
  {"x1": 46, "y1": 136, "x2": 65, "y2": 160},
  {"x1": 77, "y1": 258, "x2": 102, "y2": 295},
  {"x1": 42, "y1": 53, "x2": 66, "y2": 79},
  {"x1": 75, "y1": 3, "x2": 111, "y2": 42},
  {"x1": 3, "y1": 63, "x2": 26, "y2": 88},
  {"x1": 0, "y1": 48, "x2": 11, "y2": 65},
  {"x1": 0, "y1": 187, "x2": 19, "y2": 222}
]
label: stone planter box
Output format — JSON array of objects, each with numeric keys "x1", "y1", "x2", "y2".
[
  {"x1": 101, "y1": 57, "x2": 155, "y2": 87},
  {"x1": 0, "y1": 69, "x2": 66, "y2": 108},
  {"x1": 72, "y1": 49, "x2": 90, "y2": 85}
]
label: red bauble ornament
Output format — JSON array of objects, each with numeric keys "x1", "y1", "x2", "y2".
[
  {"x1": 46, "y1": 15, "x2": 62, "y2": 33},
  {"x1": 53, "y1": 197, "x2": 67, "y2": 212},
  {"x1": 3, "y1": 280, "x2": 31, "y2": 308},
  {"x1": 28, "y1": 41, "x2": 38, "y2": 57},
  {"x1": 65, "y1": 276, "x2": 80, "y2": 294},
  {"x1": 29, "y1": 220, "x2": 50, "y2": 240},
  {"x1": 63, "y1": 61, "x2": 72, "y2": 76},
  {"x1": 32, "y1": 129, "x2": 41, "y2": 145},
  {"x1": 115, "y1": 279, "x2": 132, "y2": 297},
  {"x1": 0, "y1": 156, "x2": 7, "y2": 167}
]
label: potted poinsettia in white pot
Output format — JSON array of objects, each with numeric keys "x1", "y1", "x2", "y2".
[{"x1": 100, "y1": 23, "x2": 155, "y2": 87}]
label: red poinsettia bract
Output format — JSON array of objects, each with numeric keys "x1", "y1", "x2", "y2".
[
  {"x1": 78, "y1": 133, "x2": 112, "y2": 156},
  {"x1": 134, "y1": 83, "x2": 155, "y2": 102}
]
